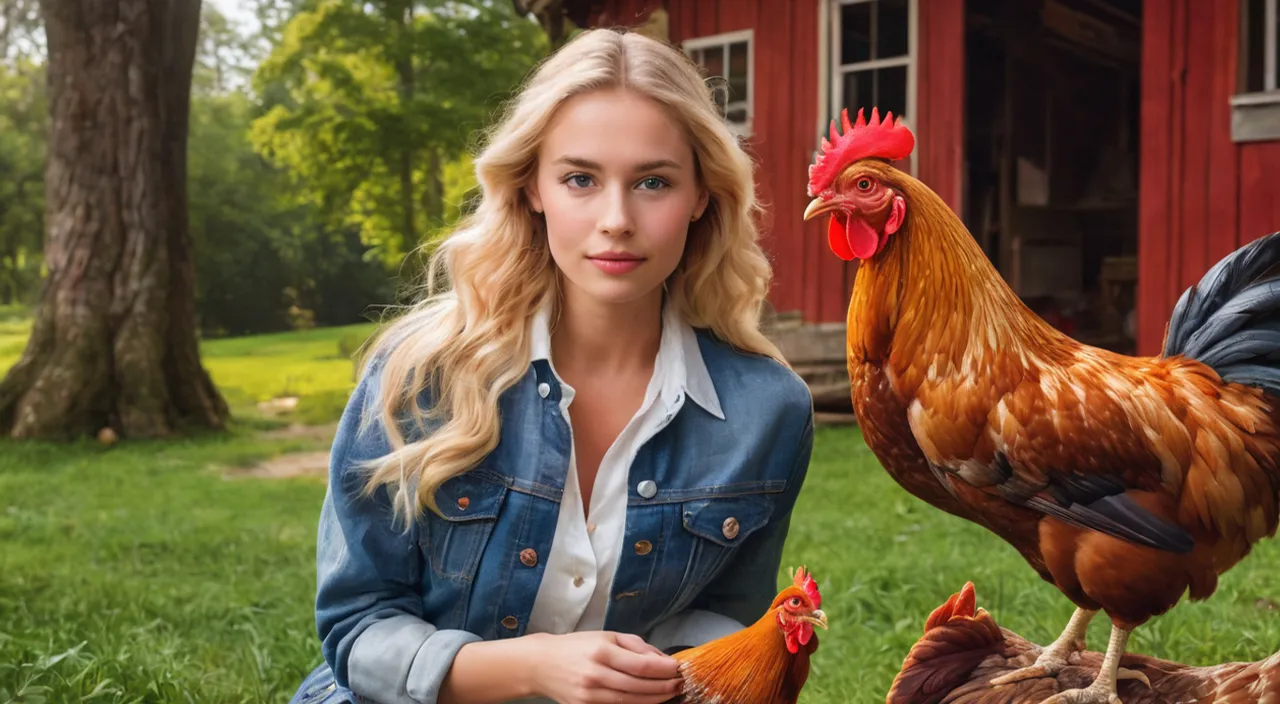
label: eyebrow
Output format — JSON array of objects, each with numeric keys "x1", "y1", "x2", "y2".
[{"x1": 553, "y1": 156, "x2": 683, "y2": 172}]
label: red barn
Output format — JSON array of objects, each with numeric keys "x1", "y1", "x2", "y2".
[{"x1": 524, "y1": 0, "x2": 1280, "y2": 401}]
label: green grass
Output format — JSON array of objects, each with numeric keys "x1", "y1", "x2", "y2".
[{"x1": 2, "y1": 317, "x2": 1279, "y2": 702}]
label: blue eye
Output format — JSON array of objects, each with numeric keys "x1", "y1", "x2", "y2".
[
  {"x1": 638, "y1": 176, "x2": 669, "y2": 191},
  {"x1": 562, "y1": 173, "x2": 594, "y2": 189}
]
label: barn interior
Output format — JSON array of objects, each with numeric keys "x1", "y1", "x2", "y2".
[{"x1": 964, "y1": 0, "x2": 1142, "y2": 354}]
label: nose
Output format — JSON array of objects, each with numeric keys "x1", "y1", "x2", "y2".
[{"x1": 598, "y1": 184, "x2": 634, "y2": 237}]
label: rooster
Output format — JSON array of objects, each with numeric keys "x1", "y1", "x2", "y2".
[
  {"x1": 801, "y1": 107, "x2": 1280, "y2": 704},
  {"x1": 888, "y1": 582, "x2": 1280, "y2": 704},
  {"x1": 663, "y1": 566, "x2": 827, "y2": 704}
]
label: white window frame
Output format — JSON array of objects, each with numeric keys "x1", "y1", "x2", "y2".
[
  {"x1": 1231, "y1": 0, "x2": 1280, "y2": 142},
  {"x1": 818, "y1": 0, "x2": 918, "y2": 176},
  {"x1": 683, "y1": 30, "x2": 755, "y2": 139}
]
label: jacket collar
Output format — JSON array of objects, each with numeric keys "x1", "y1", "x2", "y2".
[{"x1": 528, "y1": 297, "x2": 725, "y2": 420}]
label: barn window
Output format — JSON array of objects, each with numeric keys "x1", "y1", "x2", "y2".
[
  {"x1": 684, "y1": 30, "x2": 754, "y2": 138},
  {"x1": 825, "y1": 0, "x2": 916, "y2": 171},
  {"x1": 1232, "y1": 0, "x2": 1280, "y2": 142}
]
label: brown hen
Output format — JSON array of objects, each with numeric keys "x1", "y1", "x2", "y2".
[{"x1": 887, "y1": 583, "x2": 1280, "y2": 704}]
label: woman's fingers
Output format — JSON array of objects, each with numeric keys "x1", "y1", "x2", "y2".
[
  {"x1": 613, "y1": 632, "x2": 670, "y2": 658},
  {"x1": 582, "y1": 662, "x2": 683, "y2": 699},
  {"x1": 602, "y1": 644, "x2": 682, "y2": 683}
]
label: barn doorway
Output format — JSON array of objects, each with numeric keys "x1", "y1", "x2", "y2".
[{"x1": 963, "y1": 0, "x2": 1142, "y2": 354}]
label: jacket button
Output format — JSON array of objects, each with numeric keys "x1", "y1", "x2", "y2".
[
  {"x1": 722, "y1": 517, "x2": 740, "y2": 540},
  {"x1": 537, "y1": 382, "x2": 551, "y2": 398},
  {"x1": 637, "y1": 480, "x2": 657, "y2": 499},
  {"x1": 501, "y1": 615, "x2": 519, "y2": 630},
  {"x1": 520, "y1": 548, "x2": 538, "y2": 567},
  {"x1": 456, "y1": 497, "x2": 470, "y2": 510},
  {"x1": 634, "y1": 540, "x2": 653, "y2": 556}
]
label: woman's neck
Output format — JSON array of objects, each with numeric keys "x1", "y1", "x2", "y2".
[{"x1": 550, "y1": 285, "x2": 664, "y2": 377}]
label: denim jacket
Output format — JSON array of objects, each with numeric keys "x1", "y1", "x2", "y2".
[{"x1": 291, "y1": 328, "x2": 815, "y2": 704}]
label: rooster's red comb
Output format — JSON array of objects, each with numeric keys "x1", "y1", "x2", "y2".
[
  {"x1": 807, "y1": 107, "x2": 916, "y2": 197},
  {"x1": 791, "y1": 566, "x2": 822, "y2": 609}
]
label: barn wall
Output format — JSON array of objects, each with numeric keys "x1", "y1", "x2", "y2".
[
  {"x1": 1138, "y1": 0, "x2": 1280, "y2": 355},
  {"x1": 582, "y1": 0, "x2": 966, "y2": 324}
]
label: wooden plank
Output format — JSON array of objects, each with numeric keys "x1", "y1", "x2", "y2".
[
  {"x1": 803, "y1": 0, "x2": 825, "y2": 322},
  {"x1": 1166, "y1": 0, "x2": 1187, "y2": 320},
  {"x1": 1178, "y1": 0, "x2": 1213, "y2": 290},
  {"x1": 1239, "y1": 142, "x2": 1279, "y2": 245},
  {"x1": 1136, "y1": 0, "x2": 1175, "y2": 356},
  {"x1": 1206, "y1": 0, "x2": 1240, "y2": 262}
]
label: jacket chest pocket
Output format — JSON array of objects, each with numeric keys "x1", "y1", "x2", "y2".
[
  {"x1": 673, "y1": 494, "x2": 773, "y2": 605},
  {"x1": 419, "y1": 470, "x2": 509, "y2": 583}
]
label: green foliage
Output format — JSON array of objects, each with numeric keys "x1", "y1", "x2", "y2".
[
  {"x1": 0, "y1": 60, "x2": 47, "y2": 306},
  {"x1": 188, "y1": 90, "x2": 393, "y2": 336},
  {"x1": 250, "y1": 0, "x2": 546, "y2": 269}
]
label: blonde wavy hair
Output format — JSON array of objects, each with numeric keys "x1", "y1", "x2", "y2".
[{"x1": 358, "y1": 27, "x2": 786, "y2": 522}]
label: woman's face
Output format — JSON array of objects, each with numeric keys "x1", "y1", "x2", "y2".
[{"x1": 527, "y1": 88, "x2": 709, "y2": 309}]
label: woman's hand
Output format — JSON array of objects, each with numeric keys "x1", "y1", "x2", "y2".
[{"x1": 527, "y1": 631, "x2": 685, "y2": 704}]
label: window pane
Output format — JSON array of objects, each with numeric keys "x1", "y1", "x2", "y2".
[
  {"x1": 877, "y1": 65, "x2": 907, "y2": 118},
  {"x1": 728, "y1": 41, "x2": 749, "y2": 102},
  {"x1": 877, "y1": 0, "x2": 909, "y2": 58},
  {"x1": 841, "y1": 2, "x2": 871, "y2": 64},
  {"x1": 1244, "y1": 0, "x2": 1266, "y2": 92},
  {"x1": 842, "y1": 65, "x2": 907, "y2": 120},
  {"x1": 842, "y1": 70, "x2": 874, "y2": 115},
  {"x1": 702, "y1": 45, "x2": 724, "y2": 81}
]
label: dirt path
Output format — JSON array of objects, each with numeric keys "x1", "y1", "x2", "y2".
[{"x1": 229, "y1": 422, "x2": 338, "y2": 479}]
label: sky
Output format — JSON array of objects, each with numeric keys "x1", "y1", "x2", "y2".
[{"x1": 208, "y1": 0, "x2": 262, "y2": 35}]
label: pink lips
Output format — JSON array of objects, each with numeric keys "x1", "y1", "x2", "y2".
[{"x1": 588, "y1": 252, "x2": 645, "y2": 275}]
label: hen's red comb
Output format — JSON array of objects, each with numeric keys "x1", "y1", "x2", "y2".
[
  {"x1": 924, "y1": 582, "x2": 977, "y2": 632},
  {"x1": 792, "y1": 566, "x2": 822, "y2": 609},
  {"x1": 807, "y1": 107, "x2": 916, "y2": 197}
]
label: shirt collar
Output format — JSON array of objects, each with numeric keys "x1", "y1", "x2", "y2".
[{"x1": 528, "y1": 297, "x2": 725, "y2": 420}]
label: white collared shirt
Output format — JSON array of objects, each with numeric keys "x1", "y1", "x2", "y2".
[{"x1": 524, "y1": 299, "x2": 725, "y2": 635}]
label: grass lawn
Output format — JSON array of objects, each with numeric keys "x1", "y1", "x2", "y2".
[{"x1": 2, "y1": 320, "x2": 1280, "y2": 702}]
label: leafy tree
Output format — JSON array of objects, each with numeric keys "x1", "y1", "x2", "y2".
[
  {"x1": 250, "y1": 0, "x2": 546, "y2": 269},
  {"x1": 0, "y1": 59, "x2": 45, "y2": 305}
]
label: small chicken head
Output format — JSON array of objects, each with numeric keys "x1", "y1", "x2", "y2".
[
  {"x1": 802, "y1": 107, "x2": 915, "y2": 261},
  {"x1": 773, "y1": 566, "x2": 828, "y2": 654}
]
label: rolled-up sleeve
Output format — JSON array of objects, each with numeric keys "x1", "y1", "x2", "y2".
[{"x1": 315, "y1": 363, "x2": 482, "y2": 704}]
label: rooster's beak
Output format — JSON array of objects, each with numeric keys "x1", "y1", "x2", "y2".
[
  {"x1": 803, "y1": 610, "x2": 828, "y2": 630},
  {"x1": 804, "y1": 197, "x2": 840, "y2": 222}
]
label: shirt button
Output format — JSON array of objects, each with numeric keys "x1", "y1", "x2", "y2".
[
  {"x1": 537, "y1": 382, "x2": 551, "y2": 398},
  {"x1": 520, "y1": 548, "x2": 538, "y2": 567},
  {"x1": 501, "y1": 615, "x2": 519, "y2": 630},
  {"x1": 456, "y1": 497, "x2": 470, "y2": 510},
  {"x1": 586, "y1": 522, "x2": 596, "y2": 534},
  {"x1": 573, "y1": 575, "x2": 585, "y2": 588},
  {"x1": 722, "y1": 517, "x2": 740, "y2": 540},
  {"x1": 634, "y1": 540, "x2": 653, "y2": 556},
  {"x1": 637, "y1": 480, "x2": 658, "y2": 499}
]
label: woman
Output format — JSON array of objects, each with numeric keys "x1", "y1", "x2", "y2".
[{"x1": 290, "y1": 27, "x2": 815, "y2": 704}]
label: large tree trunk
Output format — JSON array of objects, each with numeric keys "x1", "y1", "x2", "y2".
[{"x1": 0, "y1": 0, "x2": 228, "y2": 440}]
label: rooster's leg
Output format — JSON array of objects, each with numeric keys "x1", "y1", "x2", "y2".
[
  {"x1": 990, "y1": 607, "x2": 1097, "y2": 685},
  {"x1": 1038, "y1": 623, "x2": 1148, "y2": 704}
]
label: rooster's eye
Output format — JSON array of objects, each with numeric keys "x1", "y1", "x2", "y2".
[
  {"x1": 788, "y1": 597, "x2": 802, "y2": 607},
  {"x1": 856, "y1": 178, "x2": 873, "y2": 192}
]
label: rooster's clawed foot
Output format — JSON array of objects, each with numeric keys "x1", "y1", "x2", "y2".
[{"x1": 990, "y1": 607, "x2": 1097, "y2": 686}]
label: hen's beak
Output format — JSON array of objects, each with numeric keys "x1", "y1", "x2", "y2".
[
  {"x1": 804, "y1": 197, "x2": 841, "y2": 222},
  {"x1": 802, "y1": 610, "x2": 829, "y2": 630}
]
